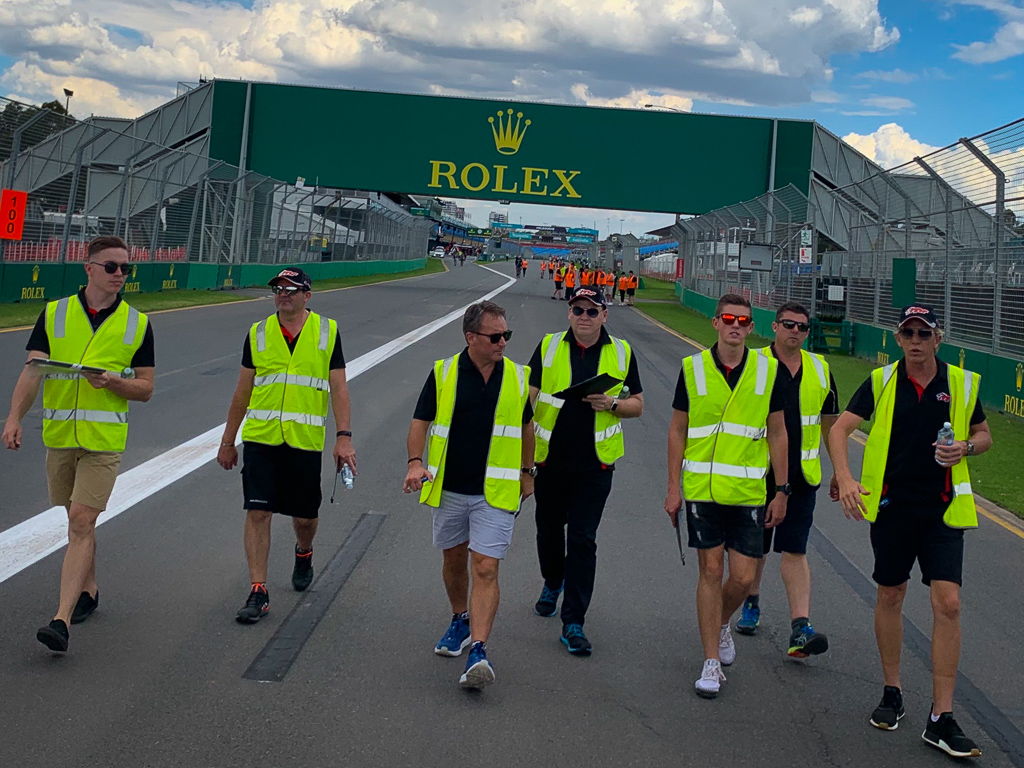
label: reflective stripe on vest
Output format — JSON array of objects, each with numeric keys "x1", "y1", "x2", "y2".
[
  {"x1": 533, "y1": 331, "x2": 631, "y2": 464},
  {"x1": 420, "y1": 355, "x2": 530, "y2": 512},
  {"x1": 241, "y1": 312, "x2": 336, "y2": 451},
  {"x1": 42, "y1": 296, "x2": 147, "y2": 452},
  {"x1": 680, "y1": 348, "x2": 778, "y2": 506}
]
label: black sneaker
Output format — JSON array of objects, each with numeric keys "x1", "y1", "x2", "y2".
[
  {"x1": 292, "y1": 548, "x2": 314, "y2": 592},
  {"x1": 922, "y1": 712, "x2": 982, "y2": 758},
  {"x1": 71, "y1": 590, "x2": 99, "y2": 624},
  {"x1": 534, "y1": 583, "x2": 562, "y2": 618},
  {"x1": 36, "y1": 619, "x2": 69, "y2": 653},
  {"x1": 236, "y1": 585, "x2": 270, "y2": 624},
  {"x1": 560, "y1": 623, "x2": 592, "y2": 656},
  {"x1": 870, "y1": 685, "x2": 906, "y2": 730},
  {"x1": 787, "y1": 622, "x2": 828, "y2": 658}
]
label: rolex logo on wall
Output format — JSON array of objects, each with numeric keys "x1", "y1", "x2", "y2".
[
  {"x1": 1016, "y1": 361, "x2": 1023, "y2": 392},
  {"x1": 489, "y1": 109, "x2": 531, "y2": 155}
]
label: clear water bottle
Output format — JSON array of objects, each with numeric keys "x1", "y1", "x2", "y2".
[
  {"x1": 935, "y1": 421, "x2": 955, "y2": 466},
  {"x1": 341, "y1": 464, "x2": 355, "y2": 490},
  {"x1": 618, "y1": 386, "x2": 630, "y2": 400}
]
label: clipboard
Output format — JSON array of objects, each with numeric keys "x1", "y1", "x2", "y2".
[
  {"x1": 27, "y1": 359, "x2": 134, "y2": 378},
  {"x1": 552, "y1": 372, "x2": 622, "y2": 400}
]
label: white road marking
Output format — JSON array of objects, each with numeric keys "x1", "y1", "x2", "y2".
[{"x1": 0, "y1": 266, "x2": 515, "y2": 585}]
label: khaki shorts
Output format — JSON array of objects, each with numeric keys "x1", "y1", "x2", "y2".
[{"x1": 46, "y1": 449, "x2": 122, "y2": 510}]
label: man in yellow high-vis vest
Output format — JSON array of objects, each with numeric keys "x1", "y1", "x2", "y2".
[
  {"x1": 735, "y1": 303, "x2": 839, "y2": 659},
  {"x1": 664, "y1": 293, "x2": 789, "y2": 699},
  {"x1": 529, "y1": 287, "x2": 644, "y2": 656},
  {"x1": 830, "y1": 304, "x2": 991, "y2": 758},
  {"x1": 403, "y1": 301, "x2": 534, "y2": 691},
  {"x1": 217, "y1": 268, "x2": 356, "y2": 624},
  {"x1": 3, "y1": 236, "x2": 155, "y2": 654}
]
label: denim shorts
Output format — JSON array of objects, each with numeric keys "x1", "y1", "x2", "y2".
[
  {"x1": 686, "y1": 501, "x2": 765, "y2": 558},
  {"x1": 432, "y1": 491, "x2": 516, "y2": 559}
]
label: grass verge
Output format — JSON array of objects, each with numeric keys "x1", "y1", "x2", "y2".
[
  {"x1": 635, "y1": 299, "x2": 1024, "y2": 518},
  {"x1": 0, "y1": 259, "x2": 446, "y2": 330},
  {"x1": 636, "y1": 275, "x2": 680, "y2": 302}
]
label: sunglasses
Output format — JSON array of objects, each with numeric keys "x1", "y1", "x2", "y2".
[
  {"x1": 779, "y1": 319, "x2": 810, "y2": 332},
  {"x1": 717, "y1": 313, "x2": 752, "y2": 327},
  {"x1": 571, "y1": 306, "x2": 601, "y2": 318},
  {"x1": 899, "y1": 327, "x2": 934, "y2": 339},
  {"x1": 474, "y1": 330, "x2": 513, "y2": 343},
  {"x1": 271, "y1": 285, "x2": 304, "y2": 295},
  {"x1": 90, "y1": 260, "x2": 132, "y2": 275}
]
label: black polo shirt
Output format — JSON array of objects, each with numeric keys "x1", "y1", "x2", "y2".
[
  {"x1": 845, "y1": 359, "x2": 985, "y2": 507},
  {"x1": 527, "y1": 326, "x2": 643, "y2": 473},
  {"x1": 27, "y1": 289, "x2": 155, "y2": 368},
  {"x1": 414, "y1": 349, "x2": 533, "y2": 495},
  {"x1": 764, "y1": 345, "x2": 839, "y2": 492},
  {"x1": 671, "y1": 344, "x2": 786, "y2": 413}
]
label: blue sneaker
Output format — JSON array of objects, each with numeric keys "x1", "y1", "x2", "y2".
[
  {"x1": 788, "y1": 622, "x2": 829, "y2": 658},
  {"x1": 434, "y1": 614, "x2": 471, "y2": 656},
  {"x1": 735, "y1": 597, "x2": 760, "y2": 636},
  {"x1": 534, "y1": 583, "x2": 562, "y2": 617},
  {"x1": 560, "y1": 623, "x2": 592, "y2": 655},
  {"x1": 459, "y1": 641, "x2": 495, "y2": 689}
]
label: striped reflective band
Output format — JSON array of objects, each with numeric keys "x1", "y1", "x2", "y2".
[
  {"x1": 801, "y1": 449, "x2": 820, "y2": 461},
  {"x1": 123, "y1": 307, "x2": 140, "y2": 345},
  {"x1": 537, "y1": 392, "x2": 564, "y2": 409},
  {"x1": 881, "y1": 362, "x2": 897, "y2": 388},
  {"x1": 319, "y1": 317, "x2": 330, "y2": 351},
  {"x1": 808, "y1": 353, "x2": 827, "y2": 389},
  {"x1": 253, "y1": 373, "x2": 329, "y2": 391},
  {"x1": 245, "y1": 410, "x2": 326, "y2": 427},
  {"x1": 535, "y1": 425, "x2": 553, "y2": 441},
  {"x1": 754, "y1": 351, "x2": 769, "y2": 396},
  {"x1": 595, "y1": 423, "x2": 622, "y2": 442},
  {"x1": 682, "y1": 460, "x2": 768, "y2": 480},
  {"x1": 611, "y1": 338, "x2": 627, "y2": 371},
  {"x1": 43, "y1": 408, "x2": 128, "y2": 424},
  {"x1": 687, "y1": 422, "x2": 766, "y2": 440},
  {"x1": 485, "y1": 467, "x2": 520, "y2": 481},
  {"x1": 692, "y1": 353, "x2": 707, "y2": 396},
  {"x1": 953, "y1": 482, "x2": 973, "y2": 497},
  {"x1": 543, "y1": 332, "x2": 567, "y2": 368},
  {"x1": 964, "y1": 371, "x2": 973, "y2": 403},
  {"x1": 801, "y1": 415, "x2": 821, "y2": 426},
  {"x1": 427, "y1": 465, "x2": 439, "y2": 477},
  {"x1": 255, "y1": 320, "x2": 267, "y2": 353},
  {"x1": 45, "y1": 373, "x2": 80, "y2": 381},
  {"x1": 442, "y1": 356, "x2": 456, "y2": 381},
  {"x1": 53, "y1": 297, "x2": 70, "y2": 339},
  {"x1": 492, "y1": 425, "x2": 522, "y2": 439},
  {"x1": 431, "y1": 424, "x2": 450, "y2": 439}
]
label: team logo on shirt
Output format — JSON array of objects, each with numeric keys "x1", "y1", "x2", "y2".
[{"x1": 936, "y1": 392, "x2": 951, "y2": 403}]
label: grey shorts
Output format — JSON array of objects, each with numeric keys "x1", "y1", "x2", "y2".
[{"x1": 432, "y1": 491, "x2": 516, "y2": 560}]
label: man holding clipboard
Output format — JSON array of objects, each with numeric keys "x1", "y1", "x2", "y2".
[
  {"x1": 528, "y1": 287, "x2": 644, "y2": 656},
  {"x1": 3, "y1": 235, "x2": 155, "y2": 654}
]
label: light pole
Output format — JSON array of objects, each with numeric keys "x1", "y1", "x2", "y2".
[
  {"x1": 63, "y1": 87, "x2": 74, "y2": 115},
  {"x1": 643, "y1": 103, "x2": 685, "y2": 113}
]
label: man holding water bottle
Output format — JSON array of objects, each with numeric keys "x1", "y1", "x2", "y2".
[
  {"x1": 217, "y1": 268, "x2": 355, "y2": 623},
  {"x1": 830, "y1": 304, "x2": 991, "y2": 758}
]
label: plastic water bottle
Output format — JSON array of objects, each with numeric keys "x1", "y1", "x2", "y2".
[
  {"x1": 618, "y1": 386, "x2": 630, "y2": 400},
  {"x1": 935, "y1": 422, "x2": 955, "y2": 466},
  {"x1": 341, "y1": 464, "x2": 355, "y2": 490}
]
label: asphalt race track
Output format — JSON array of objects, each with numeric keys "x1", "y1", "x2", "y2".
[{"x1": 1, "y1": 261, "x2": 1021, "y2": 768}]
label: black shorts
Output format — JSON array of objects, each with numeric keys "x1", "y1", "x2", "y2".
[
  {"x1": 763, "y1": 485, "x2": 816, "y2": 555},
  {"x1": 627, "y1": 288, "x2": 636, "y2": 296},
  {"x1": 686, "y1": 502, "x2": 765, "y2": 558},
  {"x1": 869, "y1": 504, "x2": 964, "y2": 586},
  {"x1": 241, "y1": 442, "x2": 323, "y2": 519}
]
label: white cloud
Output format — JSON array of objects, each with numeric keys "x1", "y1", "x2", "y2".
[
  {"x1": 811, "y1": 89, "x2": 841, "y2": 103},
  {"x1": 950, "y1": 1, "x2": 1024, "y2": 63},
  {"x1": 570, "y1": 84, "x2": 694, "y2": 112},
  {"x1": 861, "y1": 95, "x2": 915, "y2": 111},
  {"x1": 855, "y1": 68, "x2": 917, "y2": 83},
  {"x1": 841, "y1": 122, "x2": 940, "y2": 169},
  {"x1": 0, "y1": 0, "x2": 900, "y2": 118}
]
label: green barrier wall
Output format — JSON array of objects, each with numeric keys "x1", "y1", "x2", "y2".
[
  {"x1": 680, "y1": 288, "x2": 1024, "y2": 420},
  {"x1": 0, "y1": 263, "x2": 67, "y2": 302}
]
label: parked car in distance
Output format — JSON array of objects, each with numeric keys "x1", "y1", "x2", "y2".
[{"x1": 430, "y1": 247, "x2": 445, "y2": 258}]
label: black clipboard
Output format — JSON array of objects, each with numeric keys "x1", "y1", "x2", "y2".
[
  {"x1": 553, "y1": 372, "x2": 623, "y2": 400},
  {"x1": 27, "y1": 358, "x2": 109, "y2": 376}
]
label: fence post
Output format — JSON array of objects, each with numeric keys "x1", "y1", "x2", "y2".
[{"x1": 914, "y1": 156, "x2": 954, "y2": 334}]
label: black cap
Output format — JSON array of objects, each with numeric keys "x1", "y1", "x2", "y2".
[
  {"x1": 897, "y1": 304, "x2": 940, "y2": 329},
  {"x1": 569, "y1": 288, "x2": 607, "y2": 307},
  {"x1": 269, "y1": 268, "x2": 312, "y2": 291}
]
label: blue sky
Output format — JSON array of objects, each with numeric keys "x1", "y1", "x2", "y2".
[{"x1": 0, "y1": 0, "x2": 1020, "y2": 235}]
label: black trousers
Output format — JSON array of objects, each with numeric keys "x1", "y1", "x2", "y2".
[{"x1": 534, "y1": 466, "x2": 614, "y2": 626}]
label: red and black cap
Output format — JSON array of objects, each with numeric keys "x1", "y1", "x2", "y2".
[
  {"x1": 568, "y1": 288, "x2": 607, "y2": 307},
  {"x1": 897, "y1": 304, "x2": 940, "y2": 329},
  {"x1": 268, "y1": 268, "x2": 312, "y2": 291}
]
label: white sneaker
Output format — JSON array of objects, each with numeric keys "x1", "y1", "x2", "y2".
[
  {"x1": 694, "y1": 658, "x2": 726, "y2": 698},
  {"x1": 719, "y1": 623, "x2": 736, "y2": 666}
]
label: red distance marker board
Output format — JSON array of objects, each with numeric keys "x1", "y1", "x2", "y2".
[{"x1": 1, "y1": 189, "x2": 28, "y2": 240}]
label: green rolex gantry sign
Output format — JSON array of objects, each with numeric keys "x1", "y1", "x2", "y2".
[{"x1": 209, "y1": 81, "x2": 814, "y2": 215}]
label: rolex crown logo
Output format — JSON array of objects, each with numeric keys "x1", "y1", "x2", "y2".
[
  {"x1": 132, "y1": 264, "x2": 138, "y2": 278},
  {"x1": 489, "y1": 109, "x2": 531, "y2": 155},
  {"x1": 1016, "y1": 362, "x2": 1023, "y2": 392},
  {"x1": 32, "y1": 265, "x2": 40, "y2": 283},
  {"x1": 169, "y1": 263, "x2": 175, "y2": 277}
]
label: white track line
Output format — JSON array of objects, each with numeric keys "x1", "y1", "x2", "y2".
[{"x1": 0, "y1": 265, "x2": 515, "y2": 585}]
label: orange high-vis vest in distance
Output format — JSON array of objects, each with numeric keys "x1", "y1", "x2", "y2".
[
  {"x1": 581, "y1": 271, "x2": 591, "y2": 286},
  {"x1": 566, "y1": 270, "x2": 576, "y2": 287},
  {"x1": 618, "y1": 276, "x2": 629, "y2": 291},
  {"x1": 628, "y1": 275, "x2": 639, "y2": 289}
]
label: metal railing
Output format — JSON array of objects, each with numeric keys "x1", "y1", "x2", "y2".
[{"x1": 0, "y1": 95, "x2": 430, "y2": 266}]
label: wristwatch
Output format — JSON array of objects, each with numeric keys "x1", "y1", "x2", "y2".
[
  {"x1": 521, "y1": 466, "x2": 538, "y2": 478},
  {"x1": 610, "y1": 401, "x2": 619, "y2": 413},
  {"x1": 966, "y1": 440, "x2": 975, "y2": 456},
  {"x1": 774, "y1": 483, "x2": 792, "y2": 496}
]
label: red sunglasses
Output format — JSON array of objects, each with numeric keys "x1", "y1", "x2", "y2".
[{"x1": 717, "y1": 313, "x2": 752, "y2": 327}]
